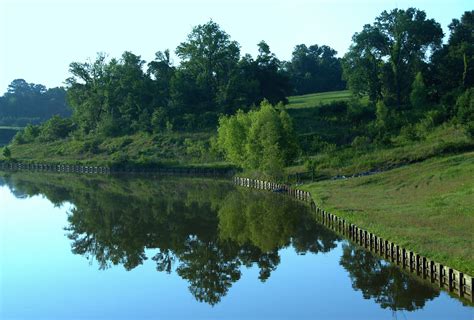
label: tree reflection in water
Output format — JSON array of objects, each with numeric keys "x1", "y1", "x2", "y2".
[
  {"x1": 0, "y1": 172, "x2": 441, "y2": 309},
  {"x1": 63, "y1": 182, "x2": 340, "y2": 305},
  {"x1": 340, "y1": 244, "x2": 439, "y2": 311}
]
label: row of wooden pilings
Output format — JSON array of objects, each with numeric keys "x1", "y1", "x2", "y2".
[
  {"x1": 0, "y1": 162, "x2": 111, "y2": 174},
  {"x1": 234, "y1": 176, "x2": 473, "y2": 304},
  {"x1": 0, "y1": 161, "x2": 236, "y2": 176},
  {"x1": 232, "y1": 176, "x2": 312, "y2": 202}
]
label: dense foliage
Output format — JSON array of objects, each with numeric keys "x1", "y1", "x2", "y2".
[
  {"x1": 65, "y1": 21, "x2": 294, "y2": 136},
  {"x1": 341, "y1": 8, "x2": 473, "y2": 141},
  {"x1": 217, "y1": 101, "x2": 299, "y2": 175},
  {"x1": 4, "y1": 9, "x2": 473, "y2": 177},
  {"x1": 285, "y1": 44, "x2": 346, "y2": 95},
  {"x1": 0, "y1": 79, "x2": 71, "y2": 126}
]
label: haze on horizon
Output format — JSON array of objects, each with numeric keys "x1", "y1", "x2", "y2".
[{"x1": 0, "y1": 0, "x2": 472, "y2": 93}]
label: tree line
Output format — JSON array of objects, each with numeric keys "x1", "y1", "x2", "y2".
[
  {"x1": 64, "y1": 21, "x2": 344, "y2": 136},
  {"x1": 1, "y1": 20, "x2": 344, "y2": 134},
  {"x1": 342, "y1": 8, "x2": 473, "y2": 139},
  {"x1": 0, "y1": 79, "x2": 71, "y2": 126},
  {"x1": 5, "y1": 9, "x2": 473, "y2": 176}
]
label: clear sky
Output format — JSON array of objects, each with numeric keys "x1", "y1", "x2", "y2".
[{"x1": 0, "y1": 0, "x2": 472, "y2": 93}]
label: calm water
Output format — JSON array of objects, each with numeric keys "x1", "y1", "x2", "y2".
[{"x1": 0, "y1": 172, "x2": 472, "y2": 320}]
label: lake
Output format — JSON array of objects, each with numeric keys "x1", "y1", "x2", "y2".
[{"x1": 0, "y1": 172, "x2": 472, "y2": 319}]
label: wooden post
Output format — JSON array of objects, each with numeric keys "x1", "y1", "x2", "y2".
[
  {"x1": 422, "y1": 257, "x2": 427, "y2": 279},
  {"x1": 402, "y1": 249, "x2": 406, "y2": 268},
  {"x1": 458, "y1": 271, "x2": 464, "y2": 297},
  {"x1": 448, "y1": 268, "x2": 454, "y2": 292},
  {"x1": 438, "y1": 264, "x2": 444, "y2": 287}
]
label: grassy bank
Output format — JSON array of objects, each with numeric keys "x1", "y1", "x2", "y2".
[
  {"x1": 3, "y1": 131, "x2": 232, "y2": 169},
  {"x1": 287, "y1": 90, "x2": 354, "y2": 108},
  {"x1": 288, "y1": 123, "x2": 474, "y2": 179},
  {"x1": 301, "y1": 152, "x2": 474, "y2": 275}
]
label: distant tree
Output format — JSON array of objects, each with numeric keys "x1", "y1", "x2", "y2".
[
  {"x1": 287, "y1": 44, "x2": 345, "y2": 95},
  {"x1": 343, "y1": 8, "x2": 443, "y2": 107},
  {"x1": 173, "y1": 20, "x2": 240, "y2": 116},
  {"x1": 0, "y1": 79, "x2": 70, "y2": 126},
  {"x1": 254, "y1": 41, "x2": 292, "y2": 105}
]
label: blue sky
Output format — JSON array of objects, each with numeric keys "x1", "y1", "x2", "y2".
[{"x1": 0, "y1": 0, "x2": 472, "y2": 93}]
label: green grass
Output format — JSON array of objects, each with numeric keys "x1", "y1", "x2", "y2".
[
  {"x1": 287, "y1": 90, "x2": 353, "y2": 109},
  {"x1": 301, "y1": 152, "x2": 474, "y2": 275},
  {"x1": 4, "y1": 131, "x2": 230, "y2": 169},
  {"x1": 0, "y1": 126, "x2": 24, "y2": 130},
  {"x1": 287, "y1": 123, "x2": 474, "y2": 179}
]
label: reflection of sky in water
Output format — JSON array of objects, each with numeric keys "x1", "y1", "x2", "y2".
[{"x1": 0, "y1": 185, "x2": 472, "y2": 320}]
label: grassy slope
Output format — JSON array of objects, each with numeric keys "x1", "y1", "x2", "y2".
[
  {"x1": 6, "y1": 90, "x2": 357, "y2": 165},
  {"x1": 301, "y1": 152, "x2": 474, "y2": 274},
  {"x1": 287, "y1": 124, "x2": 474, "y2": 177},
  {"x1": 287, "y1": 90, "x2": 353, "y2": 108},
  {"x1": 6, "y1": 131, "x2": 228, "y2": 168}
]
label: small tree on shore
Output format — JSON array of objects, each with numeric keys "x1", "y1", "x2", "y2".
[
  {"x1": 217, "y1": 100, "x2": 299, "y2": 176},
  {"x1": 2, "y1": 146, "x2": 11, "y2": 159}
]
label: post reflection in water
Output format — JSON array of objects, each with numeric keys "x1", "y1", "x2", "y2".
[{"x1": 0, "y1": 172, "x2": 462, "y2": 315}]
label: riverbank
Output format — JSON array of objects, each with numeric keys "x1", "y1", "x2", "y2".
[{"x1": 300, "y1": 152, "x2": 474, "y2": 275}]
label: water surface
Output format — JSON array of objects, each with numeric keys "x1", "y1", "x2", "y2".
[{"x1": 0, "y1": 172, "x2": 472, "y2": 319}]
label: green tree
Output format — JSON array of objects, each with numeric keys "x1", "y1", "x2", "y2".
[
  {"x1": 431, "y1": 11, "x2": 473, "y2": 102},
  {"x1": 173, "y1": 20, "x2": 240, "y2": 116},
  {"x1": 66, "y1": 52, "x2": 154, "y2": 136},
  {"x1": 0, "y1": 79, "x2": 70, "y2": 127},
  {"x1": 254, "y1": 41, "x2": 292, "y2": 105},
  {"x1": 217, "y1": 100, "x2": 299, "y2": 176},
  {"x1": 38, "y1": 115, "x2": 75, "y2": 142},
  {"x1": 410, "y1": 72, "x2": 428, "y2": 108},
  {"x1": 343, "y1": 8, "x2": 443, "y2": 107},
  {"x1": 287, "y1": 44, "x2": 345, "y2": 95},
  {"x1": 2, "y1": 146, "x2": 11, "y2": 159},
  {"x1": 455, "y1": 87, "x2": 474, "y2": 124}
]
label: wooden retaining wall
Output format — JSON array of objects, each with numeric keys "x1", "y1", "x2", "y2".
[
  {"x1": 0, "y1": 161, "x2": 235, "y2": 176},
  {"x1": 0, "y1": 162, "x2": 111, "y2": 174},
  {"x1": 234, "y1": 176, "x2": 473, "y2": 304}
]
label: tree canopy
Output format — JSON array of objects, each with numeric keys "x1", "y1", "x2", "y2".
[
  {"x1": 0, "y1": 79, "x2": 71, "y2": 126},
  {"x1": 343, "y1": 8, "x2": 443, "y2": 107},
  {"x1": 217, "y1": 100, "x2": 299, "y2": 176}
]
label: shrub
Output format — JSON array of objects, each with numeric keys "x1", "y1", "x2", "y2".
[
  {"x1": 39, "y1": 116, "x2": 75, "y2": 142},
  {"x1": 455, "y1": 88, "x2": 474, "y2": 124}
]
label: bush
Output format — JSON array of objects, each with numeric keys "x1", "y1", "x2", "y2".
[
  {"x1": 217, "y1": 100, "x2": 299, "y2": 176},
  {"x1": 39, "y1": 116, "x2": 75, "y2": 142},
  {"x1": 2, "y1": 146, "x2": 11, "y2": 159},
  {"x1": 351, "y1": 136, "x2": 371, "y2": 151},
  {"x1": 455, "y1": 88, "x2": 474, "y2": 124}
]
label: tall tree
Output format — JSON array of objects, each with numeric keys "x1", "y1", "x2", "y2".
[
  {"x1": 430, "y1": 10, "x2": 474, "y2": 101},
  {"x1": 343, "y1": 8, "x2": 443, "y2": 107},
  {"x1": 66, "y1": 52, "x2": 154, "y2": 136},
  {"x1": 254, "y1": 41, "x2": 292, "y2": 104},
  {"x1": 287, "y1": 44, "x2": 345, "y2": 95},
  {"x1": 173, "y1": 20, "x2": 240, "y2": 115}
]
